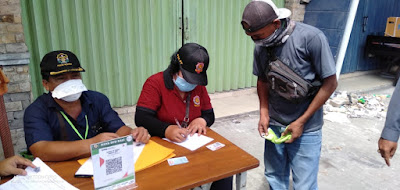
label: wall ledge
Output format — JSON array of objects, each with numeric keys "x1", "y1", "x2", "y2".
[{"x1": 0, "y1": 52, "x2": 30, "y2": 66}]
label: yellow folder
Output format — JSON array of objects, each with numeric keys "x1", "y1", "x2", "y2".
[
  {"x1": 135, "y1": 140, "x2": 175, "y2": 172},
  {"x1": 77, "y1": 140, "x2": 175, "y2": 173}
]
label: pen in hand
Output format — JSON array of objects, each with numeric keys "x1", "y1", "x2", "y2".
[
  {"x1": 174, "y1": 117, "x2": 182, "y2": 128},
  {"x1": 174, "y1": 117, "x2": 187, "y2": 139}
]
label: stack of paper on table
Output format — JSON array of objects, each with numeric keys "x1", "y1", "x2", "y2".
[
  {"x1": 75, "y1": 140, "x2": 175, "y2": 176},
  {"x1": 0, "y1": 158, "x2": 78, "y2": 190},
  {"x1": 163, "y1": 133, "x2": 214, "y2": 151}
]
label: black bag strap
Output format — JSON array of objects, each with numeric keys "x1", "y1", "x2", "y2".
[
  {"x1": 265, "y1": 47, "x2": 277, "y2": 62},
  {"x1": 56, "y1": 112, "x2": 68, "y2": 141},
  {"x1": 181, "y1": 92, "x2": 191, "y2": 128}
]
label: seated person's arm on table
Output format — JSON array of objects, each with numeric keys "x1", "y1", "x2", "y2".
[
  {"x1": 29, "y1": 139, "x2": 102, "y2": 162},
  {"x1": 187, "y1": 86, "x2": 215, "y2": 135},
  {"x1": 138, "y1": 108, "x2": 214, "y2": 138},
  {"x1": 115, "y1": 125, "x2": 150, "y2": 143},
  {"x1": 24, "y1": 104, "x2": 93, "y2": 161},
  {"x1": 135, "y1": 107, "x2": 189, "y2": 142},
  {"x1": 29, "y1": 128, "x2": 147, "y2": 162},
  {"x1": 201, "y1": 109, "x2": 215, "y2": 127},
  {"x1": 135, "y1": 106, "x2": 170, "y2": 138},
  {"x1": 186, "y1": 109, "x2": 215, "y2": 136},
  {"x1": 25, "y1": 101, "x2": 120, "y2": 161}
]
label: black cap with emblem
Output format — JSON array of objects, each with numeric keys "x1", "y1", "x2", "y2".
[
  {"x1": 177, "y1": 43, "x2": 209, "y2": 86},
  {"x1": 40, "y1": 50, "x2": 85, "y2": 76}
]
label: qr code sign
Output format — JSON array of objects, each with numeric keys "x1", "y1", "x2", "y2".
[{"x1": 106, "y1": 157, "x2": 122, "y2": 175}]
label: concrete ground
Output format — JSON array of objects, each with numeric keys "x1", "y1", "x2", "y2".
[
  {"x1": 119, "y1": 71, "x2": 399, "y2": 190},
  {"x1": 210, "y1": 72, "x2": 399, "y2": 190}
]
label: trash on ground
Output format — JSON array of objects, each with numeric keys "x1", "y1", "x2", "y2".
[{"x1": 324, "y1": 91, "x2": 389, "y2": 121}]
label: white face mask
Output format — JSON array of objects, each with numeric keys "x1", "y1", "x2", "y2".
[
  {"x1": 60, "y1": 92, "x2": 83, "y2": 102},
  {"x1": 52, "y1": 79, "x2": 87, "y2": 102},
  {"x1": 253, "y1": 28, "x2": 278, "y2": 47}
]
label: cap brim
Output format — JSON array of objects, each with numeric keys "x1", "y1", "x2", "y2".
[
  {"x1": 181, "y1": 67, "x2": 208, "y2": 86},
  {"x1": 277, "y1": 8, "x2": 291, "y2": 19}
]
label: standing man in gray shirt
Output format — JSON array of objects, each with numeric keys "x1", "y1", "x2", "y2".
[
  {"x1": 378, "y1": 79, "x2": 400, "y2": 166},
  {"x1": 241, "y1": 0, "x2": 337, "y2": 189}
]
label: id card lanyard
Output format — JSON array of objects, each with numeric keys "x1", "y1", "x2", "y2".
[
  {"x1": 60, "y1": 111, "x2": 89, "y2": 140},
  {"x1": 181, "y1": 92, "x2": 191, "y2": 128}
]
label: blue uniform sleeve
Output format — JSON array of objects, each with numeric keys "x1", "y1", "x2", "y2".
[
  {"x1": 95, "y1": 92, "x2": 125, "y2": 133},
  {"x1": 24, "y1": 102, "x2": 55, "y2": 149},
  {"x1": 381, "y1": 80, "x2": 400, "y2": 142}
]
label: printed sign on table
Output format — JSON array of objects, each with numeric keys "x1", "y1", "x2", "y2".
[{"x1": 91, "y1": 135, "x2": 136, "y2": 190}]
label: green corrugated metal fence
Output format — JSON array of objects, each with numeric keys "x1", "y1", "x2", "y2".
[{"x1": 21, "y1": 0, "x2": 284, "y2": 107}]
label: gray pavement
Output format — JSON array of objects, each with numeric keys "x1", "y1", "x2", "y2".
[{"x1": 209, "y1": 72, "x2": 399, "y2": 190}]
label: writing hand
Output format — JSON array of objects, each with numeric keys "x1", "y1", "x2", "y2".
[
  {"x1": 165, "y1": 125, "x2": 189, "y2": 143},
  {"x1": 187, "y1": 118, "x2": 207, "y2": 136}
]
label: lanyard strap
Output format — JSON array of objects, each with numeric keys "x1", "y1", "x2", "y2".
[
  {"x1": 60, "y1": 111, "x2": 88, "y2": 140},
  {"x1": 56, "y1": 112, "x2": 68, "y2": 141},
  {"x1": 181, "y1": 92, "x2": 191, "y2": 128}
]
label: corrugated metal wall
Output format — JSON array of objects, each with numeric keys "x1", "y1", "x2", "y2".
[
  {"x1": 21, "y1": 0, "x2": 181, "y2": 107},
  {"x1": 184, "y1": 0, "x2": 284, "y2": 92},
  {"x1": 21, "y1": 0, "x2": 284, "y2": 107}
]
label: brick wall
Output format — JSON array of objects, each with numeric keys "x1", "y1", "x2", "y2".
[
  {"x1": 0, "y1": 0, "x2": 31, "y2": 159},
  {"x1": 285, "y1": 0, "x2": 309, "y2": 22}
]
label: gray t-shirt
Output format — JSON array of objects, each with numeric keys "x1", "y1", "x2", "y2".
[
  {"x1": 253, "y1": 22, "x2": 336, "y2": 132},
  {"x1": 381, "y1": 79, "x2": 400, "y2": 142}
]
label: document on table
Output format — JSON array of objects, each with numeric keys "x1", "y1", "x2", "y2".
[
  {"x1": 75, "y1": 140, "x2": 175, "y2": 176},
  {"x1": 163, "y1": 133, "x2": 214, "y2": 151},
  {"x1": 0, "y1": 157, "x2": 78, "y2": 190},
  {"x1": 75, "y1": 141, "x2": 145, "y2": 177}
]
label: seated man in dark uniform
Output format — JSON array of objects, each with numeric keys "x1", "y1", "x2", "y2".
[{"x1": 24, "y1": 50, "x2": 150, "y2": 161}]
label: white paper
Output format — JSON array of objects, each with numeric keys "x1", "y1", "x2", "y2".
[
  {"x1": 163, "y1": 133, "x2": 214, "y2": 151},
  {"x1": 74, "y1": 158, "x2": 93, "y2": 177},
  {"x1": 75, "y1": 142, "x2": 145, "y2": 177},
  {"x1": 0, "y1": 158, "x2": 78, "y2": 190},
  {"x1": 133, "y1": 143, "x2": 145, "y2": 163}
]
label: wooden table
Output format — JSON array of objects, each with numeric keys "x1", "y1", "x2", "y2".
[{"x1": 1, "y1": 129, "x2": 259, "y2": 190}]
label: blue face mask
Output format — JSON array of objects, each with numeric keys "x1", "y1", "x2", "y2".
[{"x1": 173, "y1": 76, "x2": 197, "y2": 92}]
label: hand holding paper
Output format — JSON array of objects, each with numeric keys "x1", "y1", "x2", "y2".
[{"x1": 0, "y1": 158, "x2": 78, "y2": 190}]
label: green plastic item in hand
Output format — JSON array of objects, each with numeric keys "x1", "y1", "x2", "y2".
[{"x1": 262, "y1": 126, "x2": 292, "y2": 144}]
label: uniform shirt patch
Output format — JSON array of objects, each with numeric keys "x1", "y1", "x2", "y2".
[{"x1": 193, "y1": 95, "x2": 200, "y2": 107}]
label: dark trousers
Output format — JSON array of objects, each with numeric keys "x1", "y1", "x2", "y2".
[{"x1": 210, "y1": 176, "x2": 233, "y2": 190}]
